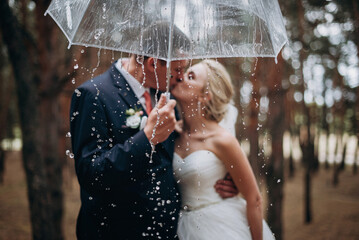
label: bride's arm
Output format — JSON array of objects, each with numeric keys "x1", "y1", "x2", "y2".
[{"x1": 214, "y1": 133, "x2": 263, "y2": 240}]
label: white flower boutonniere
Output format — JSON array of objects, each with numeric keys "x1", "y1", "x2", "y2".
[{"x1": 125, "y1": 107, "x2": 144, "y2": 129}]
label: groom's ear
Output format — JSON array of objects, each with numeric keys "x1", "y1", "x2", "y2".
[{"x1": 144, "y1": 57, "x2": 156, "y2": 73}]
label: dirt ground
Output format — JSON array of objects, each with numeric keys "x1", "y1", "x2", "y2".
[{"x1": 0, "y1": 151, "x2": 358, "y2": 240}]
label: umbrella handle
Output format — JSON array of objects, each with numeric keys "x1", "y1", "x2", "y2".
[
  {"x1": 164, "y1": 92, "x2": 171, "y2": 102},
  {"x1": 165, "y1": 60, "x2": 172, "y2": 102}
]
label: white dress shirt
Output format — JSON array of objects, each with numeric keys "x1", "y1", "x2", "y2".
[{"x1": 115, "y1": 59, "x2": 152, "y2": 111}]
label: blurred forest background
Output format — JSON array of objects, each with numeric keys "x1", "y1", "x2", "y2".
[{"x1": 0, "y1": 0, "x2": 358, "y2": 239}]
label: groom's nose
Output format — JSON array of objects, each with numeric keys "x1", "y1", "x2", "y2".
[
  {"x1": 176, "y1": 76, "x2": 183, "y2": 82},
  {"x1": 177, "y1": 73, "x2": 185, "y2": 82}
]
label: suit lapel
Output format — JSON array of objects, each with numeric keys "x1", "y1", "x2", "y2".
[
  {"x1": 110, "y1": 63, "x2": 144, "y2": 114},
  {"x1": 110, "y1": 62, "x2": 175, "y2": 158}
]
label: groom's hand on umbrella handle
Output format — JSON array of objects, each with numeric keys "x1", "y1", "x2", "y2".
[
  {"x1": 144, "y1": 94, "x2": 177, "y2": 145},
  {"x1": 214, "y1": 173, "x2": 239, "y2": 198}
]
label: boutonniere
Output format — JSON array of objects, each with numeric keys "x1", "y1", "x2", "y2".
[{"x1": 125, "y1": 107, "x2": 147, "y2": 130}]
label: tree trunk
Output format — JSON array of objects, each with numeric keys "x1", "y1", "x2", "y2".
[
  {"x1": 352, "y1": 0, "x2": 359, "y2": 60},
  {"x1": 296, "y1": 0, "x2": 318, "y2": 224},
  {"x1": 0, "y1": 1, "x2": 65, "y2": 239},
  {"x1": 288, "y1": 151, "x2": 295, "y2": 178},
  {"x1": 324, "y1": 133, "x2": 330, "y2": 170},
  {"x1": 304, "y1": 169, "x2": 312, "y2": 223},
  {"x1": 321, "y1": 105, "x2": 330, "y2": 170},
  {"x1": 249, "y1": 58, "x2": 261, "y2": 180},
  {"x1": 285, "y1": 95, "x2": 295, "y2": 178},
  {"x1": 354, "y1": 147, "x2": 358, "y2": 175},
  {"x1": 353, "y1": 1, "x2": 359, "y2": 176},
  {"x1": 38, "y1": 97, "x2": 64, "y2": 238},
  {"x1": 333, "y1": 138, "x2": 347, "y2": 185},
  {"x1": 332, "y1": 135, "x2": 340, "y2": 186},
  {"x1": 264, "y1": 54, "x2": 285, "y2": 240},
  {"x1": 0, "y1": 150, "x2": 4, "y2": 183},
  {"x1": 339, "y1": 139, "x2": 347, "y2": 171},
  {"x1": 300, "y1": 137, "x2": 316, "y2": 223},
  {"x1": 0, "y1": 44, "x2": 13, "y2": 183}
]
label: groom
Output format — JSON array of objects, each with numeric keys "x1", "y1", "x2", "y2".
[{"x1": 70, "y1": 23, "x2": 237, "y2": 240}]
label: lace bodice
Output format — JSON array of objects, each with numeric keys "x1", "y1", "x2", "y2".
[{"x1": 173, "y1": 150, "x2": 227, "y2": 210}]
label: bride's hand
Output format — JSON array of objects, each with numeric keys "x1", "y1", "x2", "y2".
[
  {"x1": 175, "y1": 120, "x2": 183, "y2": 134},
  {"x1": 214, "y1": 173, "x2": 239, "y2": 198}
]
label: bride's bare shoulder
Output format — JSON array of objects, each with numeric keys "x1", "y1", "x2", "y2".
[{"x1": 212, "y1": 127, "x2": 237, "y2": 149}]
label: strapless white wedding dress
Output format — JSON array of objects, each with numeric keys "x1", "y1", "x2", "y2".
[{"x1": 173, "y1": 150, "x2": 275, "y2": 240}]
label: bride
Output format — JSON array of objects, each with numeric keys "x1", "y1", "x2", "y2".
[{"x1": 171, "y1": 59, "x2": 275, "y2": 240}]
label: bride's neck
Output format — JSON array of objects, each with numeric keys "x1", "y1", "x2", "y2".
[{"x1": 180, "y1": 102, "x2": 212, "y2": 134}]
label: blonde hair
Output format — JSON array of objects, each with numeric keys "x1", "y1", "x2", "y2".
[{"x1": 201, "y1": 59, "x2": 234, "y2": 122}]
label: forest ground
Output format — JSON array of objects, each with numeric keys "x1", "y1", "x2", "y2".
[{"x1": 0, "y1": 151, "x2": 358, "y2": 240}]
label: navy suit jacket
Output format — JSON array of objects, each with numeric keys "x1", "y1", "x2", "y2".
[{"x1": 70, "y1": 62, "x2": 181, "y2": 239}]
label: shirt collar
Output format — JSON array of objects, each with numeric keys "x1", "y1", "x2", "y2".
[{"x1": 115, "y1": 59, "x2": 148, "y2": 99}]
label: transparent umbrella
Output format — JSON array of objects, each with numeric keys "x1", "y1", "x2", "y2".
[{"x1": 45, "y1": 0, "x2": 287, "y2": 90}]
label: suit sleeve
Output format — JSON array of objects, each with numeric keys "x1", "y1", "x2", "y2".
[{"x1": 70, "y1": 87, "x2": 152, "y2": 196}]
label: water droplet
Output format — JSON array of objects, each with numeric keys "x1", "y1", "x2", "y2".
[
  {"x1": 277, "y1": 179, "x2": 281, "y2": 183},
  {"x1": 66, "y1": 132, "x2": 71, "y2": 138},
  {"x1": 89, "y1": 196, "x2": 93, "y2": 200},
  {"x1": 74, "y1": 64, "x2": 79, "y2": 69},
  {"x1": 75, "y1": 89, "x2": 81, "y2": 97},
  {"x1": 94, "y1": 28, "x2": 105, "y2": 40}
]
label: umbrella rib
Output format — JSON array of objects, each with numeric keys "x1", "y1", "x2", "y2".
[
  {"x1": 259, "y1": 2, "x2": 275, "y2": 55},
  {"x1": 70, "y1": 0, "x2": 92, "y2": 46},
  {"x1": 165, "y1": 0, "x2": 176, "y2": 94},
  {"x1": 44, "y1": 11, "x2": 72, "y2": 45}
]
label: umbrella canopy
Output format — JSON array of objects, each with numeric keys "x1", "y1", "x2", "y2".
[{"x1": 45, "y1": 0, "x2": 287, "y2": 61}]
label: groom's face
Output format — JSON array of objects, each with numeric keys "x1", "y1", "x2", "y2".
[{"x1": 154, "y1": 59, "x2": 189, "y2": 92}]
